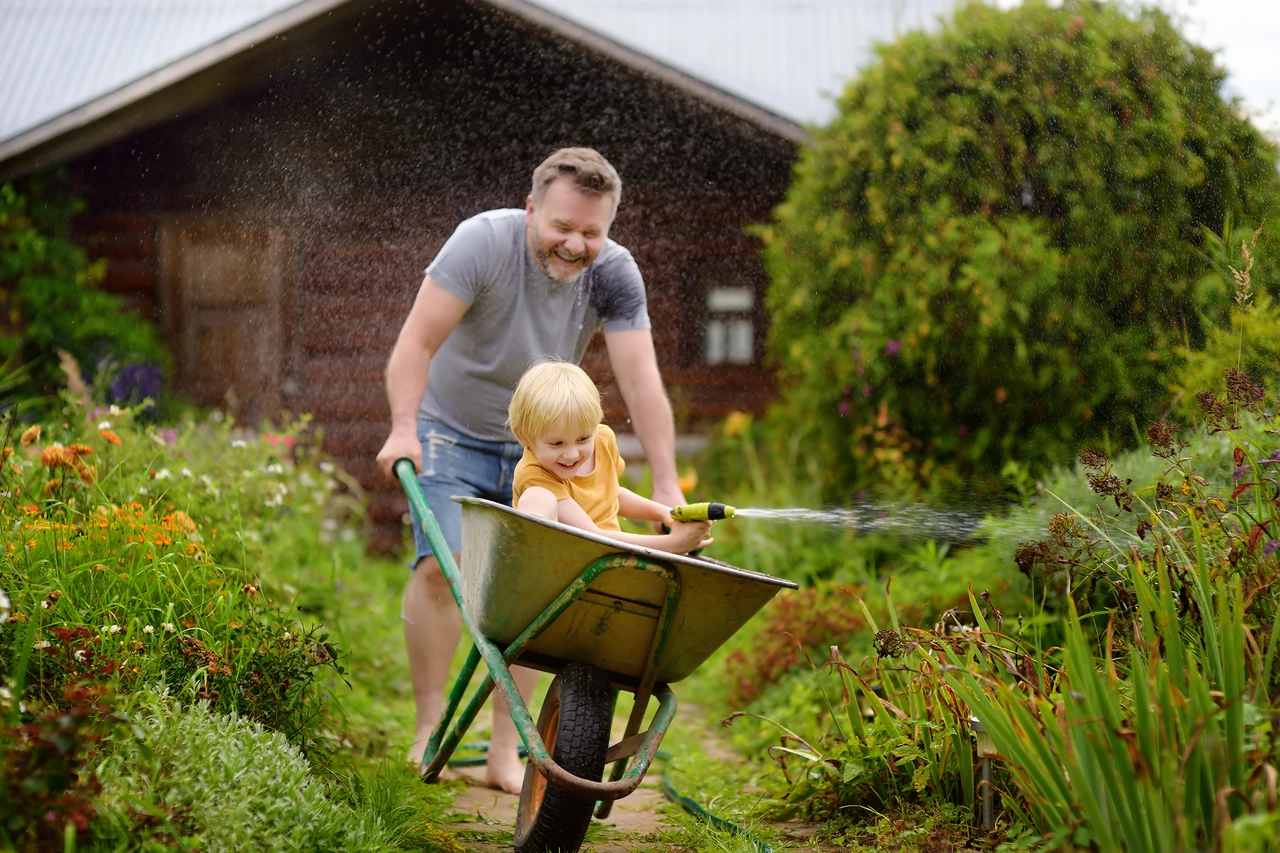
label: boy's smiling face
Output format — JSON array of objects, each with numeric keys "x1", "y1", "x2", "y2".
[{"x1": 532, "y1": 419, "x2": 597, "y2": 480}]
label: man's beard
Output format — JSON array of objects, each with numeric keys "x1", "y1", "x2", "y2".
[{"x1": 536, "y1": 244, "x2": 589, "y2": 285}]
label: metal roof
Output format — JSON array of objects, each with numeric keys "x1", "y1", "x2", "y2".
[
  {"x1": 0, "y1": 0, "x2": 959, "y2": 169},
  {"x1": 528, "y1": 0, "x2": 960, "y2": 125},
  {"x1": 0, "y1": 0, "x2": 303, "y2": 142}
]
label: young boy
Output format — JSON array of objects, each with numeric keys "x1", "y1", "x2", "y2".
[{"x1": 508, "y1": 361, "x2": 713, "y2": 554}]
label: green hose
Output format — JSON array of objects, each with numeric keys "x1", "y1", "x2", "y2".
[{"x1": 654, "y1": 750, "x2": 771, "y2": 853}]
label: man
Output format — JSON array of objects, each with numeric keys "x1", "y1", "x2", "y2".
[{"x1": 375, "y1": 148, "x2": 685, "y2": 794}]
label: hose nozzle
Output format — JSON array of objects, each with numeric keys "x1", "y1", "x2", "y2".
[{"x1": 670, "y1": 502, "x2": 736, "y2": 522}]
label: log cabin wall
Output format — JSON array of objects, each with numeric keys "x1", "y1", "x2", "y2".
[{"x1": 66, "y1": 0, "x2": 795, "y2": 550}]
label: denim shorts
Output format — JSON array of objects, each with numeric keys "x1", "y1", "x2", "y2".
[{"x1": 408, "y1": 419, "x2": 524, "y2": 567}]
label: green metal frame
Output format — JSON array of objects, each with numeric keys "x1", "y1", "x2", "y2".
[{"x1": 395, "y1": 459, "x2": 680, "y2": 801}]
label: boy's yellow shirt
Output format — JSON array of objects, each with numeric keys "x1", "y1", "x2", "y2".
[{"x1": 512, "y1": 424, "x2": 624, "y2": 531}]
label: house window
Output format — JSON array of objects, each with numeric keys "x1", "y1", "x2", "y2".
[
  {"x1": 679, "y1": 260, "x2": 766, "y2": 368},
  {"x1": 703, "y1": 285, "x2": 756, "y2": 365}
]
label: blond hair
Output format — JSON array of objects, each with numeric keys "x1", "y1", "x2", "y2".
[
  {"x1": 530, "y1": 148, "x2": 622, "y2": 216},
  {"x1": 508, "y1": 361, "x2": 603, "y2": 447}
]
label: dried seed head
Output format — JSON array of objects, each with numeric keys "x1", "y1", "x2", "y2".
[
  {"x1": 1048, "y1": 511, "x2": 1077, "y2": 543},
  {"x1": 1196, "y1": 391, "x2": 1229, "y2": 424},
  {"x1": 1078, "y1": 448, "x2": 1110, "y2": 470},
  {"x1": 1146, "y1": 420, "x2": 1176, "y2": 449},
  {"x1": 873, "y1": 629, "x2": 908, "y2": 658},
  {"x1": 1225, "y1": 368, "x2": 1265, "y2": 407}
]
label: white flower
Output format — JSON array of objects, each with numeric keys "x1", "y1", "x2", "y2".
[
  {"x1": 321, "y1": 519, "x2": 339, "y2": 531},
  {"x1": 340, "y1": 529, "x2": 357, "y2": 542},
  {"x1": 106, "y1": 624, "x2": 121, "y2": 634},
  {"x1": 74, "y1": 649, "x2": 88, "y2": 662},
  {"x1": 232, "y1": 439, "x2": 248, "y2": 448},
  {"x1": 162, "y1": 622, "x2": 176, "y2": 632},
  {"x1": 152, "y1": 432, "x2": 167, "y2": 446},
  {"x1": 299, "y1": 471, "x2": 314, "y2": 487},
  {"x1": 283, "y1": 632, "x2": 291, "y2": 640},
  {"x1": 143, "y1": 625, "x2": 155, "y2": 634},
  {"x1": 266, "y1": 463, "x2": 284, "y2": 475},
  {"x1": 265, "y1": 493, "x2": 284, "y2": 507},
  {"x1": 0, "y1": 686, "x2": 10, "y2": 701},
  {"x1": 154, "y1": 469, "x2": 172, "y2": 480},
  {"x1": 98, "y1": 421, "x2": 111, "y2": 430},
  {"x1": 181, "y1": 468, "x2": 193, "y2": 478},
  {"x1": 34, "y1": 640, "x2": 51, "y2": 650},
  {"x1": 41, "y1": 600, "x2": 51, "y2": 609},
  {"x1": 210, "y1": 410, "x2": 225, "y2": 423},
  {"x1": 109, "y1": 404, "x2": 122, "y2": 415},
  {"x1": 318, "y1": 461, "x2": 336, "y2": 474},
  {"x1": 0, "y1": 586, "x2": 9, "y2": 625},
  {"x1": 138, "y1": 487, "x2": 149, "y2": 495}
]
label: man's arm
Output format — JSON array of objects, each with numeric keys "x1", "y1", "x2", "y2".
[
  {"x1": 604, "y1": 329, "x2": 684, "y2": 509},
  {"x1": 375, "y1": 275, "x2": 469, "y2": 479}
]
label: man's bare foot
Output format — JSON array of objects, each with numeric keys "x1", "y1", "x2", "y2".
[{"x1": 483, "y1": 750, "x2": 525, "y2": 794}]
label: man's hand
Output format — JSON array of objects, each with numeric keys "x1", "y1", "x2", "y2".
[
  {"x1": 650, "y1": 483, "x2": 685, "y2": 532},
  {"x1": 377, "y1": 425, "x2": 421, "y2": 481}
]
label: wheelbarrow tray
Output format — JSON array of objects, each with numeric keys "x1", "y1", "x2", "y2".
[{"x1": 455, "y1": 497, "x2": 796, "y2": 685}]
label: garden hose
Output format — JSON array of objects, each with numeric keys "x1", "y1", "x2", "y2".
[
  {"x1": 670, "y1": 502, "x2": 736, "y2": 522},
  {"x1": 446, "y1": 741, "x2": 527, "y2": 767},
  {"x1": 654, "y1": 750, "x2": 771, "y2": 853}
]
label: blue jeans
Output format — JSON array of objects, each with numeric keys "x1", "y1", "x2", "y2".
[{"x1": 408, "y1": 419, "x2": 524, "y2": 566}]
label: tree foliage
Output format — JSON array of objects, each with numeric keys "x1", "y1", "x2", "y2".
[{"x1": 756, "y1": 0, "x2": 1280, "y2": 498}]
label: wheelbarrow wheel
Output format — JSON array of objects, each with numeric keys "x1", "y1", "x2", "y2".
[{"x1": 514, "y1": 662, "x2": 612, "y2": 853}]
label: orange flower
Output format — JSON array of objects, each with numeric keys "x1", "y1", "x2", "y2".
[
  {"x1": 76, "y1": 463, "x2": 97, "y2": 485},
  {"x1": 99, "y1": 430, "x2": 123, "y2": 446},
  {"x1": 40, "y1": 445, "x2": 70, "y2": 469},
  {"x1": 67, "y1": 444, "x2": 93, "y2": 457},
  {"x1": 2, "y1": 447, "x2": 12, "y2": 459},
  {"x1": 20, "y1": 425, "x2": 41, "y2": 446},
  {"x1": 44, "y1": 479, "x2": 63, "y2": 494}
]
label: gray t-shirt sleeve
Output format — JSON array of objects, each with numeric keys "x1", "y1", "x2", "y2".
[
  {"x1": 423, "y1": 214, "x2": 501, "y2": 305},
  {"x1": 592, "y1": 248, "x2": 652, "y2": 333}
]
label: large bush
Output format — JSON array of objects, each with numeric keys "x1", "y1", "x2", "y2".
[{"x1": 756, "y1": 0, "x2": 1280, "y2": 499}]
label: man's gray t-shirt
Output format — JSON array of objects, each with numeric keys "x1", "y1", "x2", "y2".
[{"x1": 419, "y1": 208, "x2": 651, "y2": 442}]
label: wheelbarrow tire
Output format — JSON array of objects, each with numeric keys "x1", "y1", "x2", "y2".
[{"x1": 514, "y1": 662, "x2": 612, "y2": 853}]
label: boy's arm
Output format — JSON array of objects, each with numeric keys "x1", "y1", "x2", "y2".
[
  {"x1": 555, "y1": 495, "x2": 710, "y2": 554},
  {"x1": 617, "y1": 487, "x2": 674, "y2": 527}
]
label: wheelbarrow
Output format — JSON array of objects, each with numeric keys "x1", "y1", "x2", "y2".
[{"x1": 394, "y1": 460, "x2": 796, "y2": 853}]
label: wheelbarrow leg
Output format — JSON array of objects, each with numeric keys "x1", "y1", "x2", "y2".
[
  {"x1": 419, "y1": 643, "x2": 481, "y2": 774},
  {"x1": 596, "y1": 565, "x2": 682, "y2": 819}
]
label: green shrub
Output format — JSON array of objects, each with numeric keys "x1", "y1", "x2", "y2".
[
  {"x1": 756, "y1": 0, "x2": 1280, "y2": 499},
  {"x1": 0, "y1": 175, "x2": 169, "y2": 407},
  {"x1": 93, "y1": 691, "x2": 406, "y2": 852}
]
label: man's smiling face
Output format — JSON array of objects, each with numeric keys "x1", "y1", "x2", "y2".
[{"x1": 525, "y1": 178, "x2": 614, "y2": 284}]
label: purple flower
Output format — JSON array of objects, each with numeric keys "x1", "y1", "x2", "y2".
[
  {"x1": 884, "y1": 339, "x2": 903, "y2": 358},
  {"x1": 111, "y1": 362, "x2": 163, "y2": 404},
  {"x1": 160, "y1": 428, "x2": 178, "y2": 445},
  {"x1": 862, "y1": 383, "x2": 873, "y2": 398},
  {"x1": 1264, "y1": 540, "x2": 1280, "y2": 559},
  {"x1": 838, "y1": 402, "x2": 852, "y2": 417}
]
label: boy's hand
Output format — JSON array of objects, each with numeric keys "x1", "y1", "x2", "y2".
[{"x1": 665, "y1": 519, "x2": 713, "y2": 553}]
